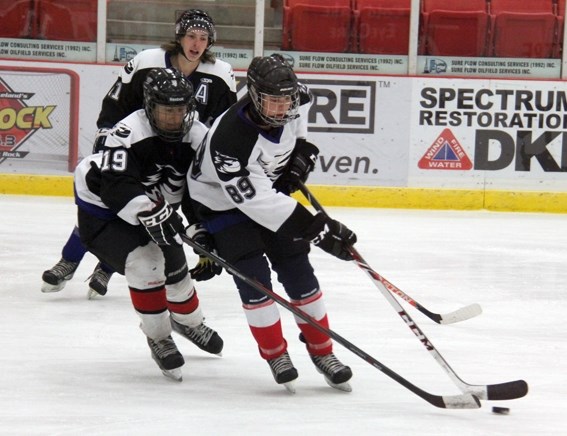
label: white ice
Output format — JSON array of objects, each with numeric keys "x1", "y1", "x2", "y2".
[{"x1": 1, "y1": 194, "x2": 565, "y2": 436}]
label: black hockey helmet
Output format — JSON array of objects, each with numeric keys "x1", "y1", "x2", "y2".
[
  {"x1": 175, "y1": 9, "x2": 216, "y2": 47},
  {"x1": 143, "y1": 68, "x2": 196, "y2": 142},
  {"x1": 247, "y1": 54, "x2": 300, "y2": 127}
]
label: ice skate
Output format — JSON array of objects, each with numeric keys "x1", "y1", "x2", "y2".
[
  {"x1": 87, "y1": 262, "x2": 112, "y2": 299},
  {"x1": 41, "y1": 258, "x2": 79, "y2": 293},
  {"x1": 147, "y1": 335, "x2": 185, "y2": 381},
  {"x1": 310, "y1": 353, "x2": 353, "y2": 392},
  {"x1": 171, "y1": 318, "x2": 224, "y2": 355},
  {"x1": 267, "y1": 351, "x2": 298, "y2": 394}
]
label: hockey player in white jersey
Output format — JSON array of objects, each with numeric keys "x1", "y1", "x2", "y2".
[
  {"x1": 188, "y1": 54, "x2": 357, "y2": 392},
  {"x1": 42, "y1": 9, "x2": 236, "y2": 298},
  {"x1": 75, "y1": 68, "x2": 223, "y2": 381}
]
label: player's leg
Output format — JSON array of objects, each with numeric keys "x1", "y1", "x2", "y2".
[
  {"x1": 162, "y1": 244, "x2": 223, "y2": 355},
  {"x1": 210, "y1": 217, "x2": 297, "y2": 391},
  {"x1": 266, "y1": 232, "x2": 352, "y2": 391},
  {"x1": 78, "y1": 210, "x2": 184, "y2": 380},
  {"x1": 41, "y1": 226, "x2": 85, "y2": 292}
]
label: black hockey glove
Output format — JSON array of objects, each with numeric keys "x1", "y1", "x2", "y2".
[
  {"x1": 186, "y1": 223, "x2": 222, "y2": 281},
  {"x1": 92, "y1": 127, "x2": 111, "y2": 153},
  {"x1": 274, "y1": 139, "x2": 319, "y2": 194},
  {"x1": 303, "y1": 213, "x2": 357, "y2": 261},
  {"x1": 138, "y1": 199, "x2": 184, "y2": 246}
]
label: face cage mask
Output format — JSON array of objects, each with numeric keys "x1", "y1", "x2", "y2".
[
  {"x1": 249, "y1": 87, "x2": 300, "y2": 127},
  {"x1": 147, "y1": 103, "x2": 195, "y2": 142}
]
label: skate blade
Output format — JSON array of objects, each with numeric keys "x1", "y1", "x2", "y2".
[
  {"x1": 324, "y1": 378, "x2": 352, "y2": 392},
  {"x1": 87, "y1": 288, "x2": 103, "y2": 300},
  {"x1": 283, "y1": 381, "x2": 296, "y2": 394},
  {"x1": 161, "y1": 368, "x2": 183, "y2": 382},
  {"x1": 41, "y1": 282, "x2": 66, "y2": 293}
]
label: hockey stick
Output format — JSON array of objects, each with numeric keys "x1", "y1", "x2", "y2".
[
  {"x1": 298, "y1": 182, "x2": 528, "y2": 401},
  {"x1": 181, "y1": 233, "x2": 479, "y2": 409},
  {"x1": 298, "y1": 184, "x2": 481, "y2": 325}
]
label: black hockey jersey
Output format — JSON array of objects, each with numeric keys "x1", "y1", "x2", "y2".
[
  {"x1": 98, "y1": 48, "x2": 236, "y2": 128},
  {"x1": 76, "y1": 109, "x2": 208, "y2": 225},
  {"x1": 188, "y1": 88, "x2": 316, "y2": 235}
]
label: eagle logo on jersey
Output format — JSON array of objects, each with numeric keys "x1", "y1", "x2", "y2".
[
  {"x1": 143, "y1": 164, "x2": 186, "y2": 204},
  {"x1": 213, "y1": 150, "x2": 249, "y2": 181},
  {"x1": 260, "y1": 150, "x2": 291, "y2": 182}
]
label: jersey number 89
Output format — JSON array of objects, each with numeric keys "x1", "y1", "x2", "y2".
[{"x1": 225, "y1": 177, "x2": 256, "y2": 203}]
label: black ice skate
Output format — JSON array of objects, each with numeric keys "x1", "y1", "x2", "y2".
[
  {"x1": 267, "y1": 351, "x2": 298, "y2": 394},
  {"x1": 41, "y1": 258, "x2": 79, "y2": 293},
  {"x1": 310, "y1": 353, "x2": 353, "y2": 392},
  {"x1": 147, "y1": 335, "x2": 185, "y2": 381},
  {"x1": 171, "y1": 318, "x2": 224, "y2": 355},
  {"x1": 87, "y1": 262, "x2": 112, "y2": 299}
]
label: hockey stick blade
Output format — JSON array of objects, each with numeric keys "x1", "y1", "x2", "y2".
[
  {"x1": 437, "y1": 303, "x2": 482, "y2": 324},
  {"x1": 465, "y1": 379, "x2": 529, "y2": 401},
  {"x1": 297, "y1": 183, "x2": 481, "y2": 325},
  {"x1": 382, "y1": 277, "x2": 482, "y2": 324},
  {"x1": 298, "y1": 183, "x2": 528, "y2": 402},
  {"x1": 181, "y1": 234, "x2": 480, "y2": 409},
  {"x1": 353, "y1": 252, "x2": 528, "y2": 401}
]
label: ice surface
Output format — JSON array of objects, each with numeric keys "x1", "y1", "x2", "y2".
[{"x1": 1, "y1": 194, "x2": 565, "y2": 435}]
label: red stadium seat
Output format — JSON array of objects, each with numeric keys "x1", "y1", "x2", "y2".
[
  {"x1": 354, "y1": 0, "x2": 411, "y2": 55},
  {"x1": 421, "y1": 0, "x2": 489, "y2": 57},
  {"x1": 0, "y1": 0, "x2": 35, "y2": 38},
  {"x1": 36, "y1": 0, "x2": 97, "y2": 42},
  {"x1": 490, "y1": 0, "x2": 556, "y2": 58},
  {"x1": 282, "y1": 0, "x2": 352, "y2": 52}
]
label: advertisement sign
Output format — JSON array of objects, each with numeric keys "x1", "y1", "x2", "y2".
[
  {"x1": 0, "y1": 66, "x2": 79, "y2": 173},
  {"x1": 411, "y1": 78, "x2": 567, "y2": 191},
  {"x1": 1, "y1": 59, "x2": 566, "y2": 195}
]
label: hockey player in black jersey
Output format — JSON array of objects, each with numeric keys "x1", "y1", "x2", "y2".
[
  {"x1": 188, "y1": 54, "x2": 357, "y2": 393},
  {"x1": 41, "y1": 9, "x2": 237, "y2": 298},
  {"x1": 75, "y1": 68, "x2": 223, "y2": 381}
]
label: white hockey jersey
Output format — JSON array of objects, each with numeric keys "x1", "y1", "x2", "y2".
[{"x1": 188, "y1": 91, "x2": 314, "y2": 234}]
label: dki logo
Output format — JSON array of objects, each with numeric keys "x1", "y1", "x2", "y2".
[{"x1": 475, "y1": 130, "x2": 567, "y2": 172}]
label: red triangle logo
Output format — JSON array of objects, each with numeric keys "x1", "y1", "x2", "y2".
[{"x1": 418, "y1": 128, "x2": 473, "y2": 170}]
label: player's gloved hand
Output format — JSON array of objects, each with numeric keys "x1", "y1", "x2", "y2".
[
  {"x1": 274, "y1": 139, "x2": 319, "y2": 194},
  {"x1": 92, "y1": 127, "x2": 111, "y2": 153},
  {"x1": 303, "y1": 213, "x2": 357, "y2": 261},
  {"x1": 138, "y1": 199, "x2": 184, "y2": 246},
  {"x1": 186, "y1": 223, "x2": 222, "y2": 281}
]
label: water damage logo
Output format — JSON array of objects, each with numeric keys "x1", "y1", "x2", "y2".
[{"x1": 0, "y1": 77, "x2": 55, "y2": 161}]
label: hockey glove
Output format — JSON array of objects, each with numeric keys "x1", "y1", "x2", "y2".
[
  {"x1": 274, "y1": 139, "x2": 319, "y2": 194},
  {"x1": 304, "y1": 213, "x2": 357, "y2": 261},
  {"x1": 186, "y1": 223, "x2": 222, "y2": 281},
  {"x1": 92, "y1": 127, "x2": 111, "y2": 153},
  {"x1": 138, "y1": 199, "x2": 184, "y2": 246}
]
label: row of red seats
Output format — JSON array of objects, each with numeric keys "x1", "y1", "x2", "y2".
[
  {"x1": 0, "y1": 0, "x2": 97, "y2": 42},
  {"x1": 282, "y1": 0, "x2": 565, "y2": 58},
  {"x1": 423, "y1": 0, "x2": 563, "y2": 58}
]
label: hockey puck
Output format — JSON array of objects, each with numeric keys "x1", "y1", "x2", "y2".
[{"x1": 492, "y1": 407, "x2": 510, "y2": 415}]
